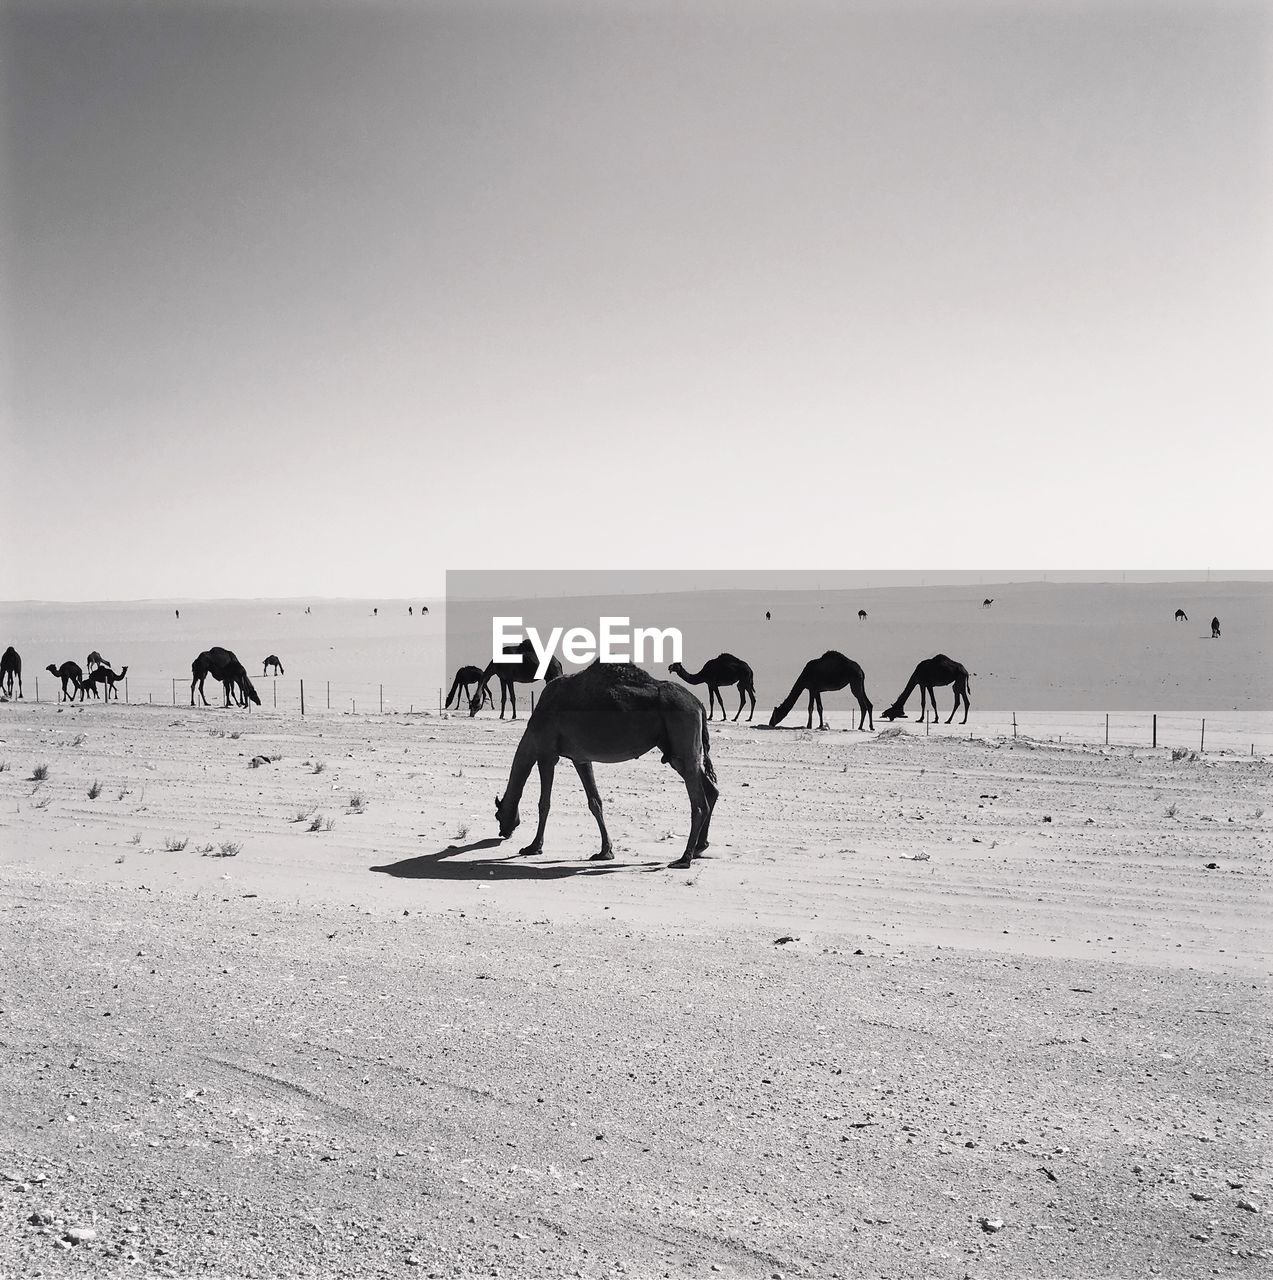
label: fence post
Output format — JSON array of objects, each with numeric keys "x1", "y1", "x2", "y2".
[
  {"x1": 352, "y1": 700, "x2": 356, "y2": 715},
  {"x1": 172, "y1": 677, "x2": 176, "y2": 706},
  {"x1": 326, "y1": 681, "x2": 330, "y2": 710},
  {"x1": 35, "y1": 676, "x2": 39, "y2": 703},
  {"x1": 273, "y1": 679, "x2": 277, "y2": 708},
  {"x1": 1012, "y1": 713, "x2": 1017, "y2": 738},
  {"x1": 1105, "y1": 713, "x2": 1108, "y2": 746},
  {"x1": 380, "y1": 684, "x2": 383, "y2": 714},
  {"x1": 300, "y1": 679, "x2": 305, "y2": 716},
  {"x1": 1200, "y1": 718, "x2": 1205, "y2": 753},
  {"x1": 1152, "y1": 714, "x2": 1157, "y2": 749},
  {"x1": 438, "y1": 687, "x2": 442, "y2": 715}
]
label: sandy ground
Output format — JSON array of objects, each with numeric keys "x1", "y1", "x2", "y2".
[{"x1": 0, "y1": 699, "x2": 1270, "y2": 1279}]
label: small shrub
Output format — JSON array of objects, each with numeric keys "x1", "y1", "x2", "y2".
[
  {"x1": 116, "y1": 786, "x2": 129, "y2": 801},
  {"x1": 307, "y1": 813, "x2": 328, "y2": 833},
  {"x1": 0, "y1": 761, "x2": 9, "y2": 772},
  {"x1": 228, "y1": 731, "x2": 241, "y2": 741},
  {"x1": 30, "y1": 763, "x2": 49, "y2": 782},
  {"x1": 164, "y1": 836, "x2": 188, "y2": 852},
  {"x1": 1165, "y1": 803, "x2": 1179, "y2": 819},
  {"x1": 1255, "y1": 807, "x2": 1265, "y2": 820},
  {"x1": 87, "y1": 779, "x2": 101, "y2": 799},
  {"x1": 70, "y1": 735, "x2": 85, "y2": 747},
  {"x1": 455, "y1": 822, "x2": 470, "y2": 841},
  {"x1": 32, "y1": 794, "x2": 52, "y2": 810},
  {"x1": 348, "y1": 792, "x2": 366, "y2": 812},
  {"x1": 195, "y1": 842, "x2": 214, "y2": 854},
  {"x1": 311, "y1": 760, "x2": 326, "y2": 775},
  {"x1": 210, "y1": 841, "x2": 241, "y2": 858},
  {"x1": 292, "y1": 807, "x2": 314, "y2": 824},
  {"x1": 129, "y1": 832, "x2": 141, "y2": 845}
]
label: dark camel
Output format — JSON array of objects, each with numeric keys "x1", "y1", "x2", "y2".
[
  {"x1": 84, "y1": 665, "x2": 128, "y2": 701},
  {"x1": 858, "y1": 610, "x2": 867, "y2": 622},
  {"x1": 445, "y1": 665, "x2": 493, "y2": 711},
  {"x1": 86, "y1": 651, "x2": 110, "y2": 671},
  {"x1": 668, "y1": 654, "x2": 756, "y2": 722},
  {"x1": 1211, "y1": 617, "x2": 1221, "y2": 638},
  {"x1": 1174, "y1": 609, "x2": 1188, "y2": 622},
  {"x1": 46, "y1": 662, "x2": 86, "y2": 702},
  {"x1": 262, "y1": 655, "x2": 284, "y2": 676},
  {"x1": 493, "y1": 661, "x2": 717, "y2": 870},
  {"x1": 982, "y1": 599, "x2": 994, "y2": 609},
  {"x1": 191, "y1": 648, "x2": 261, "y2": 709},
  {"x1": 769, "y1": 651, "x2": 874, "y2": 730},
  {"x1": 1, "y1": 646, "x2": 22, "y2": 698},
  {"x1": 880, "y1": 654, "x2": 971, "y2": 725},
  {"x1": 469, "y1": 639, "x2": 563, "y2": 719}
]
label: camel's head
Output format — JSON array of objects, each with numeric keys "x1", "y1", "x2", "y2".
[
  {"x1": 468, "y1": 691, "x2": 484, "y2": 718},
  {"x1": 241, "y1": 677, "x2": 262, "y2": 707},
  {"x1": 495, "y1": 793, "x2": 519, "y2": 839},
  {"x1": 878, "y1": 704, "x2": 905, "y2": 722},
  {"x1": 667, "y1": 662, "x2": 684, "y2": 677},
  {"x1": 767, "y1": 706, "x2": 783, "y2": 728}
]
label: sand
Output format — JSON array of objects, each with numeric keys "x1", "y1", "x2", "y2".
[
  {"x1": 1, "y1": 679, "x2": 1270, "y2": 1277},
  {"x1": 1, "y1": 583, "x2": 1270, "y2": 1276}
]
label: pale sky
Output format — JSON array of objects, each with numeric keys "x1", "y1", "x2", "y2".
[{"x1": 2, "y1": 0, "x2": 1269, "y2": 601}]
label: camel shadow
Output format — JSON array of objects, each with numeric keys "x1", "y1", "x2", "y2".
[{"x1": 371, "y1": 837, "x2": 665, "y2": 881}]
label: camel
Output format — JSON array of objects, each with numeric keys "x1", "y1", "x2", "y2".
[
  {"x1": 262, "y1": 655, "x2": 284, "y2": 676},
  {"x1": 46, "y1": 661, "x2": 86, "y2": 702},
  {"x1": 191, "y1": 648, "x2": 261, "y2": 709},
  {"x1": 769, "y1": 651, "x2": 873, "y2": 730},
  {"x1": 1174, "y1": 609, "x2": 1188, "y2": 622},
  {"x1": 469, "y1": 639, "x2": 563, "y2": 719},
  {"x1": 84, "y1": 664, "x2": 128, "y2": 701},
  {"x1": 1, "y1": 647, "x2": 22, "y2": 698},
  {"x1": 445, "y1": 665, "x2": 493, "y2": 711},
  {"x1": 493, "y1": 661, "x2": 717, "y2": 869},
  {"x1": 982, "y1": 598, "x2": 994, "y2": 609},
  {"x1": 1211, "y1": 617, "x2": 1221, "y2": 638},
  {"x1": 86, "y1": 651, "x2": 110, "y2": 671},
  {"x1": 858, "y1": 610, "x2": 867, "y2": 622},
  {"x1": 880, "y1": 654, "x2": 971, "y2": 725},
  {"x1": 765, "y1": 611, "x2": 771, "y2": 621},
  {"x1": 669, "y1": 654, "x2": 756, "y2": 722}
]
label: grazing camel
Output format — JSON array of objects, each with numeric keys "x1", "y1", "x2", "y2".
[
  {"x1": 86, "y1": 651, "x2": 110, "y2": 671},
  {"x1": 1174, "y1": 609, "x2": 1188, "y2": 622},
  {"x1": 469, "y1": 639, "x2": 563, "y2": 719},
  {"x1": 191, "y1": 648, "x2": 261, "y2": 709},
  {"x1": 1, "y1": 646, "x2": 22, "y2": 698},
  {"x1": 881, "y1": 654, "x2": 971, "y2": 725},
  {"x1": 1211, "y1": 617, "x2": 1221, "y2": 638},
  {"x1": 262, "y1": 655, "x2": 284, "y2": 676},
  {"x1": 858, "y1": 610, "x2": 867, "y2": 622},
  {"x1": 982, "y1": 599, "x2": 994, "y2": 609},
  {"x1": 445, "y1": 665, "x2": 493, "y2": 711},
  {"x1": 669, "y1": 654, "x2": 757, "y2": 722},
  {"x1": 46, "y1": 661, "x2": 86, "y2": 702},
  {"x1": 769, "y1": 651, "x2": 874, "y2": 730},
  {"x1": 84, "y1": 665, "x2": 128, "y2": 701},
  {"x1": 493, "y1": 661, "x2": 717, "y2": 869}
]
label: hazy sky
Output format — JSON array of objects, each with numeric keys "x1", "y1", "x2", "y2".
[{"x1": 2, "y1": 0, "x2": 1269, "y2": 600}]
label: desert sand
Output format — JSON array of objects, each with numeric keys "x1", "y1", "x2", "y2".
[{"x1": 1, "y1": 585, "x2": 1270, "y2": 1277}]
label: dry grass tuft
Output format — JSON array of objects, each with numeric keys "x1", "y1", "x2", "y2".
[
  {"x1": 87, "y1": 779, "x2": 102, "y2": 799},
  {"x1": 30, "y1": 763, "x2": 49, "y2": 782},
  {"x1": 164, "y1": 836, "x2": 189, "y2": 852}
]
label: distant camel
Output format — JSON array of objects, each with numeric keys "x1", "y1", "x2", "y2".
[
  {"x1": 191, "y1": 648, "x2": 261, "y2": 709},
  {"x1": 445, "y1": 665, "x2": 493, "y2": 711},
  {"x1": 858, "y1": 610, "x2": 867, "y2": 622},
  {"x1": 1, "y1": 646, "x2": 22, "y2": 698},
  {"x1": 469, "y1": 639, "x2": 563, "y2": 719},
  {"x1": 765, "y1": 611, "x2": 771, "y2": 621},
  {"x1": 262, "y1": 655, "x2": 284, "y2": 676},
  {"x1": 46, "y1": 661, "x2": 86, "y2": 702},
  {"x1": 982, "y1": 599, "x2": 994, "y2": 609},
  {"x1": 1174, "y1": 609, "x2": 1188, "y2": 622},
  {"x1": 881, "y1": 654, "x2": 971, "y2": 725},
  {"x1": 175, "y1": 610, "x2": 179, "y2": 620},
  {"x1": 1211, "y1": 617, "x2": 1221, "y2": 638},
  {"x1": 84, "y1": 665, "x2": 128, "y2": 701},
  {"x1": 669, "y1": 654, "x2": 756, "y2": 722},
  {"x1": 769, "y1": 651, "x2": 873, "y2": 730},
  {"x1": 493, "y1": 661, "x2": 716, "y2": 869},
  {"x1": 86, "y1": 651, "x2": 110, "y2": 671}
]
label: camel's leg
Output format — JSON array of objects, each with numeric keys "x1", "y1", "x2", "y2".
[
  {"x1": 816, "y1": 692, "x2": 827, "y2": 729},
  {"x1": 806, "y1": 689, "x2": 815, "y2": 729},
  {"x1": 946, "y1": 687, "x2": 958, "y2": 724},
  {"x1": 574, "y1": 761, "x2": 613, "y2": 861},
  {"x1": 747, "y1": 687, "x2": 756, "y2": 721},
  {"x1": 733, "y1": 686, "x2": 746, "y2": 721},
  {"x1": 518, "y1": 757, "x2": 555, "y2": 856},
  {"x1": 696, "y1": 766, "x2": 718, "y2": 852},
  {"x1": 668, "y1": 760, "x2": 712, "y2": 868},
  {"x1": 508, "y1": 684, "x2": 518, "y2": 720}
]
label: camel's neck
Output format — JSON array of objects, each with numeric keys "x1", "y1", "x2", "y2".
[
  {"x1": 499, "y1": 732, "x2": 538, "y2": 820},
  {"x1": 890, "y1": 671, "x2": 920, "y2": 711},
  {"x1": 773, "y1": 678, "x2": 805, "y2": 722},
  {"x1": 676, "y1": 666, "x2": 708, "y2": 685}
]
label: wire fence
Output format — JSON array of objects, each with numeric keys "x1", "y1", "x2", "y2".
[{"x1": 10, "y1": 675, "x2": 1271, "y2": 757}]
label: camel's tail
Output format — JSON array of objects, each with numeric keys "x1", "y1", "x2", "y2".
[{"x1": 700, "y1": 708, "x2": 717, "y2": 785}]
